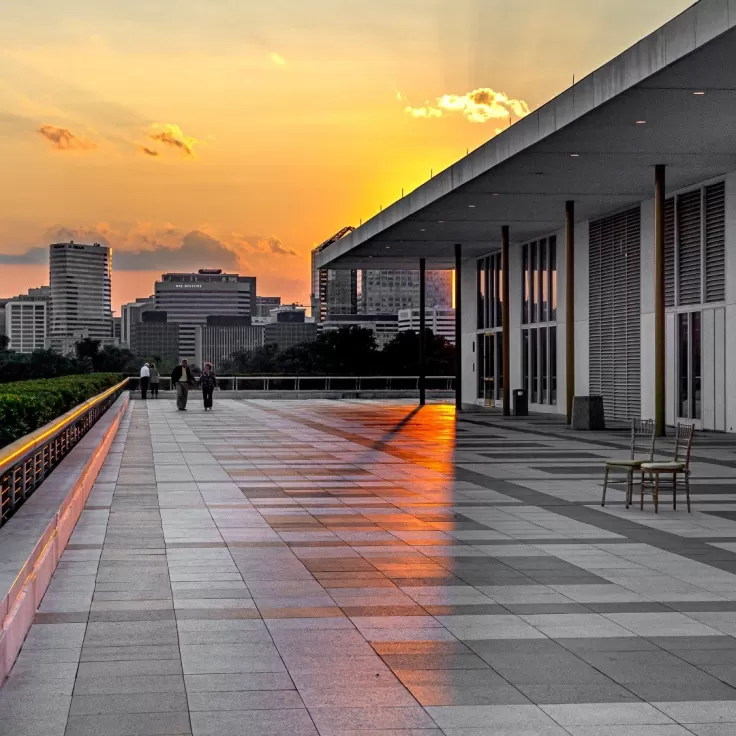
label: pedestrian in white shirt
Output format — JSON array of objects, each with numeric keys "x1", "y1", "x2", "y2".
[{"x1": 139, "y1": 363, "x2": 150, "y2": 400}]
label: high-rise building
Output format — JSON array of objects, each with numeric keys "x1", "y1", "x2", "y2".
[
  {"x1": 121, "y1": 297, "x2": 155, "y2": 346},
  {"x1": 319, "y1": 314, "x2": 399, "y2": 348},
  {"x1": 154, "y1": 269, "x2": 256, "y2": 360},
  {"x1": 254, "y1": 296, "x2": 281, "y2": 318},
  {"x1": 311, "y1": 227, "x2": 356, "y2": 321},
  {"x1": 112, "y1": 316, "x2": 122, "y2": 343},
  {"x1": 359, "y1": 269, "x2": 452, "y2": 314},
  {"x1": 4, "y1": 286, "x2": 51, "y2": 353},
  {"x1": 398, "y1": 307, "x2": 456, "y2": 344},
  {"x1": 264, "y1": 309, "x2": 317, "y2": 351},
  {"x1": 49, "y1": 242, "x2": 112, "y2": 352},
  {"x1": 195, "y1": 316, "x2": 264, "y2": 368},
  {"x1": 130, "y1": 311, "x2": 180, "y2": 364}
]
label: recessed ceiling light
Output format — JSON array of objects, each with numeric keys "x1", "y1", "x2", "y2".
[
  {"x1": 492, "y1": 193, "x2": 499, "y2": 197},
  {"x1": 438, "y1": 220, "x2": 445, "y2": 223},
  {"x1": 385, "y1": 246, "x2": 391, "y2": 249},
  {"x1": 693, "y1": 91, "x2": 706, "y2": 95},
  {"x1": 636, "y1": 120, "x2": 647, "y2": 124},
  {"x1": 420, "y1": 229, "x2": 426, "y2": 232},
  {"x1": 570, "y1": 153, "x2": 580, "y2": 158},
  {"x1": 468, "y1": 205, "x2": 476, "y2": 208}
]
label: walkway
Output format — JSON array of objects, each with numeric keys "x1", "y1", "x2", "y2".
[{"x1": 6, "y1": 399, "x2": 736, "y2": 735}]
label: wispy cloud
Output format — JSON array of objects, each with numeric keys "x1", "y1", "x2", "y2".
[
  {"x1": 234, "y1": 234, "x2": 297, "y2": 257},
  {"x1": 138, "y1": 145, "x2": 159, "y2": 157},
  {"x1": 269, "y1": 52, "x2": 286, "y2": 66},
  {"x1": 149, "y1": 123, "x2": 197, "y2": 157},
  {"x1": 404, "y1": 87, "x2": 531, "y2": 124},
  {"x1": 37, "y1": 124, "x2": 98, "y2": 150}
]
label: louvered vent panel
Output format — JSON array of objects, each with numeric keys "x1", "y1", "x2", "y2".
[
  {"x1": 589, "y1": 207, "x2": 641, "y2": 421},
  {"x1": 664, "y1": 198, "x2": 675, "y2": 307},
  {"x1": 705, "y1": 181, "x2": 725, "y2": 303},
  {"x1": 677, "y1": 190, "x2": 702, "y2": 305}
]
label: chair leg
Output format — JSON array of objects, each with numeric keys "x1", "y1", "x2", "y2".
[
  {"x1": 685, "y1": 472, "x2": 691, "y2": 513},
  {"x1": 673, "y1": 474, "x2": 677, "y2": 511},
  {"x1": 602, "y1": 468, "x2": 609, "y2": 507},
  {"x1": 654, "y1": 474, "x2": 660, "y2": 514}
]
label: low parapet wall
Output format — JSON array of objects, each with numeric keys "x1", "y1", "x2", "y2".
[{"x1": 0, "y1": 392, "x2": 129, "y2": 683}]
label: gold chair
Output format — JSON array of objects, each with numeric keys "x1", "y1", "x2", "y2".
[
  {"x1": 640, "y1": 422, "x2": 695, "y2": 513},
  {"x1": 601, "y1": 419, "x2": 655, "y2": 509}
]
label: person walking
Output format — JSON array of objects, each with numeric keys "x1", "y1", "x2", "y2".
[
  {"x1": 200, "y1": 363, "x2": 216, "y2": 411},
  {"x1": 139, "y1": 362, "x2": 150, "y2": 400},
  {"x1": 149, "y1": 362, "x2": 160, "y2": 398},
  {"x1": 171, "y1": 359, "x2": 194, "y2": 411}
]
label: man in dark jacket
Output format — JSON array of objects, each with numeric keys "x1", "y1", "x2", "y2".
[{"x1": 171, "y1": 359, "x2": 194, "y2": 411}]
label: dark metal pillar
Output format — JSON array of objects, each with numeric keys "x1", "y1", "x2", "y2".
[
  {"x1": 565, "y1": 200, "x2": 575, "y2": 424},
  {"x1": 655, "y1": 165, "x2": 666, "y2": 436},
  {"x1": 419, "y1": 257, "x2": 426, "y2": 406},
  {"x1": 501, "y1": 226, "x2": 511, "y2": 416},
  {"x1": 454, "y1": 244, "x2": 462, "y2": 412}
]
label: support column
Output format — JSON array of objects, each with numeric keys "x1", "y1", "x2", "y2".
[
  {"x1": 565, "y1": 200, "x2": 575, "y2": 424},
  {"x1": 454, "y1": 244, "x2": 462, "y2": 412},
  {"x1": 654, "y1": 164, "x2": 666, "y2": 436},
  {"x1": 501, "y1": 226, "x2": 511, "y2": 416},
  {"x1": 419, "y1": 257, "x2": 426, "y2": 406}
]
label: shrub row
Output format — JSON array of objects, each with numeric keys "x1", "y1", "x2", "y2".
[{"x1": 0, "y1": 374, "x2": 124, "y2": 449}]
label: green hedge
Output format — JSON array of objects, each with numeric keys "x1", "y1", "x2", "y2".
[{"x1": 0, "y1": 374, "x2": 124, "y2": 449}]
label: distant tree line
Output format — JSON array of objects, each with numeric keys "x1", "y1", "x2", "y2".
[
  {"x1": 0, "y1": 326, "x2": 456, "y2": 382},
  {"x1": 220, "y1": 326, "x2": 455, "y2": 376}
]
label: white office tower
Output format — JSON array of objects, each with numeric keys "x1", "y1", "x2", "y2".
[
  {"x1": 154, "y1": 269, "x2": 256, "y2": 361},
  {"x1": 49, "y1": 242, "x2": 112, "y2": 352},
  {"x1": 398, "y1": 307, "x2": 456, "y2": 344},
  {"x1": 5, "y1": 286, "x2": 50, "y2": 353}
]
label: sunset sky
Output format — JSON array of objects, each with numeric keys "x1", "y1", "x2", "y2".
[{"x1": 0, "y1": 0, "x2": 694, "y2": 314}]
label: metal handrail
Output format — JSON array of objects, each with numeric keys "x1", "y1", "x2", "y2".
[{"x1": 0, "y1": 378, "x2": 129, "y2": 527}]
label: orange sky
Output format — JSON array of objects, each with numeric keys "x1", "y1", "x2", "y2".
[{"x1": 0, "y1": 0, "x2": 694, "y2": 314}]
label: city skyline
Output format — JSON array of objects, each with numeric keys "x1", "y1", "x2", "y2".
[{"x1": 0, "y1": 0, "x2": 693, "y2": 313}]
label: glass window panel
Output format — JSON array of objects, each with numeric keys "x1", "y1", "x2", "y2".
[
  {"x1": 540, "y1": 327, "x2": 548, "y2": 404},
  {"x1": 477, "y1": 334, "x2": 485, "y2": 399},
  {"x1": 692, "y1": 312, "x2": 702, "y2": 420},
  {"x1": 477, "y1": 260, "x2": 485, "y2": 329},
  {"x1": 531, "y1": 329, "x2": 538, "y2": 403},
  {"x1": 496, "y1": 332, "x2": 504, "y2": 400},
  {"x1": 550, "y1": 237, "x2": 557, "y2": 321},
  {"x1": 530, "y1": 242, "x2": 537, "y2": 323},
  {"x1": 522, "y1": 245, "x2": 529, "y2": 324},
  {"x1": 550, "y1": 326, "x2": 557, "y2": 405},
  {"x1": 485, "y1": 334, "x2": 494, "y2": 406},
  {"x1": 522, "y1": 329, "x2": 529, "y2": 397},
  {"x1": 540, "y1": 239, "x2": 548, "y2": 322},
  {"x1": 678, "y1": 313, "x2": 689, "y2": 418},
  {"x1": 496, "y1": 253, "x2": 503, "y2": 328}
]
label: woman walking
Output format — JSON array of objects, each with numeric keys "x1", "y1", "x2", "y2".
[
  {"x1": 200, "y1": 363, "x2": 216, "y2": 411},
  {"x1": 149, "y1": 362, "x2": 160, "y2": 398}
]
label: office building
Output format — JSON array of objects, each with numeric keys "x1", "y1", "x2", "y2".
[
  {"x1": 154, "y1": 269, "x2": 256, "y2": 360},
  {"x1": 49, "y1": 242, "x2": 112, "y2": 352},
  {"x1": 264, "y1": 309, "x2": 317, "y2": 351},
  {"x1": 112, "y1": 316, "x2": 121, "y2": 343},
  {"x1": 195, "y1": 316, "x2": 264, "y2": 368},
  {"x1": 121, "y1": 297, "x2": 155, "y2": 346},
  {"x1": 319, "y1": 314, "x2": 399, "y2": 349},
  {"x1": 315, "y1": 1, "x2": 736, "y2": 430},
  {"x1": 359, "y1": 269, "x2": 452, "y2": 314},
  {"x1": 311, "y1": 227, "x2": 358, "y2": 321},
  {"x1": 4, "y1": 286, "x2": 50, "y2": 353},
  {"x1": 398, "y1": 307, "x2": 456, "y2": 344},
  {"x1": 0, "y1": 298, "x2": 8, "y2": 344},
  {"x1": 129, "y1": 311, "x2": 180, "y2": 363},
  {"x1": 254, "y1": 296, "x2": 281, "y2": 318}
]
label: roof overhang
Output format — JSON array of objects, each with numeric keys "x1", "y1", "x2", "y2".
[{"x1": 316, "y1": 0, "x2": 736, "y2": 270}]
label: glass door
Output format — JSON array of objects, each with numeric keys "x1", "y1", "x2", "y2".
[
  {"x1": 677, "y1": 311, "x2": 702, "y2": 424},
  {"x1": 481, "y1": 332, "x2": 503, "y2": 407}
]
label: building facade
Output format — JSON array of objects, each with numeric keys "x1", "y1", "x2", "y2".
[
  {"x1": 129, "y1": 312, "x2": 180, "y2": 364},
  {"x1": 121, "y1": 298, "x2": 155, "y2": 346},
  {"x1": 4, "y1": 286, "x2": 50, "y2": 353},
  {"x1": 254, "y1": 296, "x2": 281, "y2": 318},
  {"x1": 49, "y1": 242, "x2": 112, "y2": 352},
  {"x1": 195, "y1": 323, "x2": 264, "y2": 368},
  {"x1": 398, "y1": 307, "x2": 456, "y2": 344},
  {"x1": 359, "y1": 269, "x2": 452, "y2": 314},
  {"x1": 154, "y1": 269, "x2": 256, "y2": 360},
  {"x1": 264, "y1": 309, "x2": 317, "y2": 351}
]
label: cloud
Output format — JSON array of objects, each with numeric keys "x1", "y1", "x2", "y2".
[
  {"x1": 233, "y1": 234, "x2": 297, "y2": 257},
  {"x1": 37, "y1": 124, "x2": 98, "y2": 150},
  {"x1": 0, "y1": 247, "x2": 48, "y2": 265},
  {"x1": 404, "y1": 87, "x2": 531, "y2": 124},
  {"x1": 138, "y1": 145, "x2": 159, "y2": 157},
  {"x1": 269, "y1": 52, "x2": 286, "y2": 66},
  {"x1": 264, "y1": 236, "x2": 297, "y2": 256},
  {"x1": 149, "y1": 123, "x2": 197, "y2": 157}
]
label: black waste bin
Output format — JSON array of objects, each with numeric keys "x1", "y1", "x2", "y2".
[{"x1": 512, "y1": 389, "x2": 528, "y2": 417}]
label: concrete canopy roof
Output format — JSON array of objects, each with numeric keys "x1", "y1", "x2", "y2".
[{"x1": 316, "y1": 0, "x2": 736, "y2": 270}]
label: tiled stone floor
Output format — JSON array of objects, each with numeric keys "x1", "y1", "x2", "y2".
[{"x1": 8, "y1": 399, "x2": 736, "y2": 734}]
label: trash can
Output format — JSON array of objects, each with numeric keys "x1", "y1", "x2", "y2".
[{"x1": 512, "y1": 389, "x2": 528, "y2": 417}]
